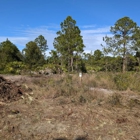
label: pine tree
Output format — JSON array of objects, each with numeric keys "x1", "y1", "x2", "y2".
[
  {"x1": 53, "y1": 16, "x2": 85, "y2": 72},
  {"x1": 102, "y1": 17, "x2": 138, "y2": 72}
]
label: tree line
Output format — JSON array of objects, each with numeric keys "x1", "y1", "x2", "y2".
[{"x1": 0, "y1": 16, "x2": 140, "y2": 74}]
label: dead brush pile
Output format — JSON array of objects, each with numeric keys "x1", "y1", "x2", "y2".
[{"x1": 0, "y1": 76, "x2": 23, "y2": 102}]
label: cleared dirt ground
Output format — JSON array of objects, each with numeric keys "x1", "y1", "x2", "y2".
[{"x1": 0, "y1": 74, "x2": 140, "y2": 140}]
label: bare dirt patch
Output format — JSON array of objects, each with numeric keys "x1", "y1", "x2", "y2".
[{"x1": 0, "y1": 74, "x2": 140, "y2": 140}]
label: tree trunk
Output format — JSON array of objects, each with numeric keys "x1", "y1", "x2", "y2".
[
  {"x1": 68, "y1": 59, "x2": 70, "y2": 73},
  {"x1": 123, "y1": 55, "x2": 128, "y2": 73},
  {"x1": 122, "y1": 42, "x2": 127, "y2": 73},
  {"x1": 71, "y1": 56, "x2": 73, "y2": 72},
  {"x1": 75, "y1": 59, "x2": 78, "y2": 71}
]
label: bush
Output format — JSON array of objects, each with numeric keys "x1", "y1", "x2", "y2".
[
  {"x1": 113, "y1": 72, "x2": 140, "y2": 92},
  {"x1": 4, "y1": 61, "x2": 26, "y2": 74},
  {"x1": 114, "y1": 73, "x2": 131, "y2": 90}
]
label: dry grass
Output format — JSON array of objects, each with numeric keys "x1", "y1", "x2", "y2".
[{"x1": 0, "y1": 73, "x2": 140, "y2": 140}]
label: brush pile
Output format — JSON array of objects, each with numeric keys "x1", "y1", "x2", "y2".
[{"x1": 0, "y1": 76, "x2": 23, "y2": 102}]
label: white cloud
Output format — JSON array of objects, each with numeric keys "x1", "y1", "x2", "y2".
[
  {"x1": 0, "y1": 26, "x2": 57, "y2": 52},
  {"x1": 82, "y1": 26, "x2": 110, "y2": 34},
  {"x1": 0, "y1": 25, "x2": 111, "y2": 53},
  {"x1": 0, "y1": 37, "x2": 29, "y2": 48},
  {"x1": 80, "y1": 25, "x2": 96, "y2": 29},
  {"x1": 18, "y1": 27, "x2": 57, "y2": 51},
  {"x1": 81, "y1": 26, "x2": 110, "y2": 52}
]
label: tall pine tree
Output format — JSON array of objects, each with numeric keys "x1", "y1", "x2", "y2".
[
  {"x1": 53, "y1": 16, "x2": 85, "y2": 72},
  {"x1": 102, "y1": 17, "x2": 138, "y2": 72}
]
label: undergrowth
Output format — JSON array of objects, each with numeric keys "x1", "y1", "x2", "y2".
[{"x1": 31, "y1": 72, "x2": 140, "y2": 106}]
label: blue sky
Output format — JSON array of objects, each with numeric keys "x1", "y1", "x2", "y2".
[{"x1": 0, "y1": 0, "x2": 140, "y2": 54}]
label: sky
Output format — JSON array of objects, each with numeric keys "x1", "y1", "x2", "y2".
[{"x1": 0, "y1": 0, "x2": 140, "y2": 54}]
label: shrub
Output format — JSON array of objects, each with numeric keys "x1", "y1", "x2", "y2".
[
  {"x1": 4, "y1": 61, "x2": 26, "y2": 74},
  {"x1": 114, "y1": 73, "x2": 131, "y2": 90}
]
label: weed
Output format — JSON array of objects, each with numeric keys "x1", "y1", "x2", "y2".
[{"x1": 114, "y1": 73, "x2": 131, "y2": 90}]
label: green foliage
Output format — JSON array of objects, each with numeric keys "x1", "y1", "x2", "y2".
[
  {"x1": 114, "y1": 73, "x2": 132, "y2": 90},
  {"x1": 34, "y1": 35, "x2": 48, "y2": 56},
  {"x1": 53, "y1": 16, "x2": 85, "y2": 72},
  {"x1": 102, "y1": 17, "x2": 138, "y2": 72},
  {"x1": 102, "y1": 56, "x2": 122, "y2": 72},
  {"x1": 86, "y1": 65, "x2": 102, "y2": 72},
  {"x1": 135, "y1": 51, "x2": 140, "y2": 67},
  {"x1": 134, "y1": 66, "x2": 140, "y2": 71},
  {"x1": 83, "y1": 50, "x2": 105, "y2": 72},
  {"x1": 23, "y1": 41, "x2": 45, "y2": 70},
  {"x1": 0, "y1": 39, "x2": 23, "y2": 72},
  {"x1": 1, "y1": 17, "x2": 140, "y2": 75},
  {"x1": 127, "y1": 55, "x2": 137, "y2": 71},
  {"x1": 47, "y1": 50, "x2": 62, "y2": 73},
  {"x1": 94, "y1": 49, "x2": 104, "y2": 61},
  {"x1": 132, "y1": 27, "x2": 140, "y2": 49},
  {"x1": 4, "y1": 61, "x2": 26, "y2": 74},
  {"x1": 94, "y1": 72, "x2": 140, "y2": 92}
]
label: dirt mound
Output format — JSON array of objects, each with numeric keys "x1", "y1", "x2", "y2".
[{"x1": 0, "y1": 76, "x2": 23, "y2": 102}]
